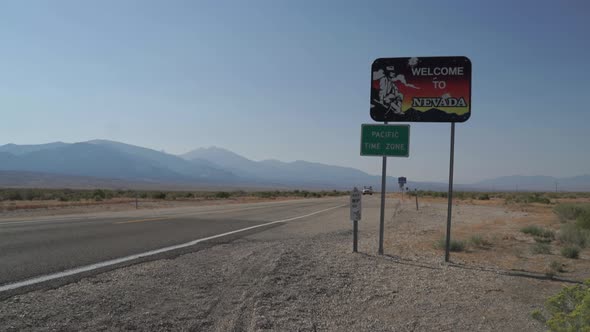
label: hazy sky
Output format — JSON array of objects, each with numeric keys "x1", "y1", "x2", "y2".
[{"x1": 1, "y1": 0, "x2": 589, "y2": 183}]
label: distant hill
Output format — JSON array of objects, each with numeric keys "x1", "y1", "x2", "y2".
[
  {"x1": 182, "y1": 146, "x2": 394, "y2": 189},
  {"x1": 0, "y1": 140, "x2": 587, "y2": 191},
  {"x1": 0, "y1": 170, "x2": 168, "y2": 190},
  {"x1": 473, "y1": 175, "x2": 590, "y2": 191},
  {"x1": 182, "y1": 147, "x2": 264, "y2": 179},
  {"x1": 86, "y1": 140, "x2": 234, "y2": 181},
  {"x1": 0, "y1": 171, "x2": 248, "y2": 190},
  {"x1": 0, "y1": 141, "x2": 236, "y2": 185},
  {"x1": 0, "y1": 142, "x2": 69, "y2": 155}
]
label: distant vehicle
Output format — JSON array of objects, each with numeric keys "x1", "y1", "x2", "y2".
[{"x1": 362, "y1": 186, "x2": 373, "y2": 195}]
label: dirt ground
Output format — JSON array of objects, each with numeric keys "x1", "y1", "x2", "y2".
[
  {"x1": 2, "y1": 195, "x2": 586, "y2": 331},
  {"x1": 388, "y1": 195, "x2": 590, "y2": 280}
]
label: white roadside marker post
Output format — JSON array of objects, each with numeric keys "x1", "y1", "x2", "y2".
[{"x1": 350, "y1": 187, "x2": 362, "y2": 253}]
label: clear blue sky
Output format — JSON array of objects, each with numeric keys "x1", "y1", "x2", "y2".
[{"x1": 1, "y1": 0, "x2": 589, "y2": 183}]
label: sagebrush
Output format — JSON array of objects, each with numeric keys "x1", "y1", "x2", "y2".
[{"x1": 533, "y1": 279, "x2": 590, "y2": 331}]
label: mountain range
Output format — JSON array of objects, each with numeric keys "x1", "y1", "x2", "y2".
[{"x1": 0, "y1": 140, "x2": 588, "y2": 191}]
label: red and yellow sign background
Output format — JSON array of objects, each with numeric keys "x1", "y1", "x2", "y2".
[{"x1": 370, "y1": 56, "x2": 472, "y2": 122}]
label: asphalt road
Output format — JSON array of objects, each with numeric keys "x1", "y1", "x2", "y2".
[{"x1": 0, "y1": 197, "x2": 347, "y2": 288}]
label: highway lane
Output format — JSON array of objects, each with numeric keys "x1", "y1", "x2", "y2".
[{"x1": 0, "y1": 197, "x2": 347, "y2": 287}]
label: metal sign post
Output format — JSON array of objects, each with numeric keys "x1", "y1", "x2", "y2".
[
  {"x1": 415, "y1": 189, "x2": 419, "y2": 210},
  {"x1": 359, "y1": 123, "x2": 409, "y2": 255},
  {"x1": 350, "y1": 187, "x2": 362, "y2": 253},
  {"x1": 353, "y1": 219, "x2": 358, "y2": 252},
  {"x1": 444, "y1": 123, "x2": 456, "y2": 262},
  {"x1": 378, "y1": 138, "x2": 387, "y2": 255}
]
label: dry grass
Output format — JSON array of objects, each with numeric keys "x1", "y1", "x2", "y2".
[
  {"x1": 0, "y1": 195, "x2": 313, "y2": 220},
  {"x1": 383, "y1": 194, "x2": 590, "y2": 280}
]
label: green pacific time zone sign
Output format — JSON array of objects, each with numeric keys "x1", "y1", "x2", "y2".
[{"x1": 360, "y1": 124, "x2": 410, "y2": 157}]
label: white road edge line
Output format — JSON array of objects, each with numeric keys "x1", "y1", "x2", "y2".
[{"x1": 0, "y1": 204, "x2": 345, "y2": 293}]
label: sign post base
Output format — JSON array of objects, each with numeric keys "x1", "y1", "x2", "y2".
[{"x1": 353, "y1": 220, "x2": 358, "y2": 253}]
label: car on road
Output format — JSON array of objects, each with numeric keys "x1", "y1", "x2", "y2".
[{"x1": 362, "y1": 186, "x2": 373, "y2": 195}]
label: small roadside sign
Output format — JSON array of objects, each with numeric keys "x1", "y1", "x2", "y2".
[
  {"x1": 350, "y1": 187, "x2": 361, "y2": 252},
  {"x1": 350, "y1": 187, "x2": 362, "y2": 221},
  {"x1": 398, "y1": 177, "x2": 406, "y2": 185},
  {"x1": 360, "y1": 124, "x2": 410, "y2": 157}
]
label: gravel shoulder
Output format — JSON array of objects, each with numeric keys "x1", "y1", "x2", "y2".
[{"x1": 0, "y1": 197, "x2": 569, "y2": 331}]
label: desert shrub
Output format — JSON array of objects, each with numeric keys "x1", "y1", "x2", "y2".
[
  {"x1": 477, "y1": 194, "x2": 490, "y2": 200},
  {"x1": 535, "y1": 237, "x2": 553, "y2": 244},
  {"x1": 561, "y1": 246, "x2": 580, "y2": 259},
  {"x1": 435, "y1": 238, "x2": 466, "y2": 252},
  {"x1": 553, "y1": 203, "x2": 584, "y2": 221},
  {"x1": 549, "y1": 261, "x2": 565, "y2": 273},
  {"x1": 21, "y1": 189, "x2": 36, "y2": 201},
  {"x1": 434, "y1": 239, "x2": 445, "y2": 249},
  {"x1": 530, "y1": 194, "x2": 551, "y2": 204},
  {"x1": 256, "y1": 191, "x2": 275, "y2": 199},
  {"x1": 545, "y1": 261, "x2": 563, "y2": 278},
  {"x1": 522, "y1": 225, "x2": 555, "y2": 239},
  {"x1": 92, "y1": 189, "x2": 106, "y2": 199},
  {"x1": 533, "y1": 279, "x2": 590, "y2": 331},
  {"x1": 531, "y1": 309, "x2": 545, "y2": 323},
  {"x1": 152, "y1": 192, "x2": 166, "y2": 200},
  {"x1": 554, "y1": 203, "x2": 590, "y2": 222},
  {"x1": 422, "y1": 191, "x2": 446, "y2": 198},
  {"x1": 215, "y1": 192, "x2": 231, "y2": 199},
  {"x1": 575, "y1": 211, "x2": 590, "y2": 230},
  {"x1": 469, "y1": 234, "x2": 492, "y2": 247},
  {"x1": 532, "y1": 243, "x2": 551, "y2": 255},
  {"x1": 7, "y1": 191, "x2": 23, "y2": 200},
  {"x1": 449, "y1": 239, "x2": 466, "y2": 252},
  {"x1": 505, "y1": 193, "x2": 551, "y2": 205},
  {"x1": 455, "y1": 192, "x2": 466, "y2": 200},
  {"x1": 559, "y1": 223, "x2": 590, "y2": 248}
]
